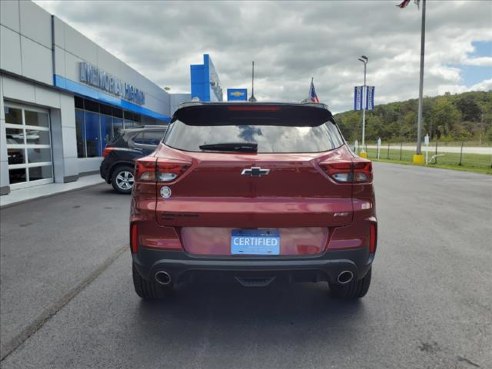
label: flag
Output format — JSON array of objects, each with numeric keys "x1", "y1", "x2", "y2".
[
  {"x1": 366, "y1": 86, "x2": 375, "y2": 110},
  {"x1": 354, "y1": 86, "x2": 363, "y2": 111},
  {"x1": 396, "y1": 0, "x2": 411, "y2": 8},
  {"x1": 397, "y1": 0, "x2": 420, "y2": 8},
  {"x1": 309, "y1": 78, "x2": 319, "y2": 103}
]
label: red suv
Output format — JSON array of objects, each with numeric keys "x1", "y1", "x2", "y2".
[{"x1": 130, "y1": 102, "x2": 377, "y2": 300}]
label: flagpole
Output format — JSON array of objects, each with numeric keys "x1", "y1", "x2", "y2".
[
  {"x1": 414, "y1": 0, "x2": 426, "y2": 162},
  {"x1": 362, "y1": 61, "x2": 367, "y2": 151},
  {"x1": 357, "y1": 55, "x2": 368, "y2": 158}
]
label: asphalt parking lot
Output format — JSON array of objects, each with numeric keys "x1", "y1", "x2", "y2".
[{"x1": 1, "y1": 163, "x2": 491, "y2": 369}]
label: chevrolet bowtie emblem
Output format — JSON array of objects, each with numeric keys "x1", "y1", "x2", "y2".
[
  {"x1": 241, "y1": 167, "x2": 270, "y2": 177},
  {"x1": 231, "y1": 91, "x2": 244, "y2": 97}
]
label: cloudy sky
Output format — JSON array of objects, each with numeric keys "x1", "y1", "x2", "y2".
[{"x1": 35, "y1": 0, "x2": 492, "y2": 113}]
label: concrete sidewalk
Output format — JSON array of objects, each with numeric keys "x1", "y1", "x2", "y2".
[{"x1": 0, "y1": 175, "x2": 105, "y2": 208}]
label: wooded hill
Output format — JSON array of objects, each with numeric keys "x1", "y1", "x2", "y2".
[{"x1": 333, "y1": 91, "x2": 492, "y2": 143}]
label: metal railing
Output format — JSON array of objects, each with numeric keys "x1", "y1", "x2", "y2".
[{"x1": 357, "y1": 141, "x2": 492, "y2": 170}]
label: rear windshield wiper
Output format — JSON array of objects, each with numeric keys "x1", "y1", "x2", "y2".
[{"x1": 199, "y1": 142, "x2": 258, "y2": 152}]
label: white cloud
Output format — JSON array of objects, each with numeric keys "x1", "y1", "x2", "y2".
[
  {"x1": 462, "y1": 57, "x2": 492, "y2": 67},
  {"x1": 34, "y1": 0, "x2": 492, "y2": 113}
]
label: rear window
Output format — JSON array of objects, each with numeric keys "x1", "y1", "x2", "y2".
[
  {"x1": 164, "y1": 104, "x2": 345, "y2": 153},
  {"x1": 132, "y1": 130, "x2": 167, "y2": 145}
]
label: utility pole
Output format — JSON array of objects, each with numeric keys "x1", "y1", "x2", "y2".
[{"x1": 414, "y1": 0, "x2": 426, "y2": 163}]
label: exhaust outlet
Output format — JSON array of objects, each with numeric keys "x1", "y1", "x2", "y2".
[
  {"x1": 337, "y1": 271, "x2": 354, "y2": 285},
  {"x1": 155, "y1": 271, "x2": 172, "y2": 286}
]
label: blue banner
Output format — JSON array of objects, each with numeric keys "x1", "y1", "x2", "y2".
[
  {"x1": 227, "y1": 88, "x2": 248, "y2": 101},
  {"x1": 366, "y1": 86, "x2": 375, "y2": 110},
  {"x1": 354, "y1": 86, "x2": 363, "y2": 111}
]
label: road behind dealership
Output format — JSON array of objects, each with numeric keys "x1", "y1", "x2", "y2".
[{"x1": 1, "y1": 163, "x2": 491, "y2": 369}]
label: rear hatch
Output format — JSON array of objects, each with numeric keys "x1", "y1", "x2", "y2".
[{"x1": 146, "y1": 103, "x2": 362, "y2": 256}]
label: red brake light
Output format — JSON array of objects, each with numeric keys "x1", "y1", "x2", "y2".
[
  {"x1": 130, "y1": 223, "x2": 139, "y2": 253},
  {"x1": 321, "y1": 161, "x2": 372, "y2": 183},
  {"x1": 102, "y1": 147, "x2": 114, "y2": 158},
  {"x1": 227, "y1": 106, "x2": 281, "y2": 112},
  {"x1": 353, "y1": 162, "x2": 373, "y2": 183},
  {"x1": 369, "y1": 223, "x2": 377, "y2": 254},
  {"x1": 321, "y1": 162, "x2": 352, "y2": 182},
  {"x1": 135, "y1": 158, "x2": 157, "y2": 181},
  {"x1": 135, "y1": 158, "x2": 190, "y2": 183}
]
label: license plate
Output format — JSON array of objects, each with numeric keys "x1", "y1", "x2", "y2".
[{"x1": 231, "y1": 229, "x2": 280, "y2": 255}]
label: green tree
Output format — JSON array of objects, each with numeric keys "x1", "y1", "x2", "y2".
[
  {"x1": 455, "y1": 94, "x2": 482, "y2": 122},
  {"x1": 430, "y1": 97, "x2": 462, "y2": 139},
  {"x1": 333, "y1": 91, "x2": 492, "y2": 143}
]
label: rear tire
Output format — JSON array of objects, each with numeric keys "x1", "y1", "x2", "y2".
[
  {"x1": 329, "y1": 267, "x2": 372, "y2": 299},
  {"x1": 132, "y1": 263, "x2": 172, "y2": 300},
  {"x1": 111, "y1": 165, "x2": 135, "y2": 194}
]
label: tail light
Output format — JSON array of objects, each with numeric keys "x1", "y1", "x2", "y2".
[
  {"x1": 321, "y1": 161, "x2": 372, "y2": 183},
  {"x1": 157, "y1": 162, "x2": 190, "y2": 182},
  {"x1": 353, "y1": 162, "x2": 373, "y2": 183},
  {"x1": 102, "y1": 147, "x2": 114, "y2": 158},
  {"x1": 134, "y1": 158, "x2": 190, "y2": 183},
  {"x1": 135, "y1": 158, "x2": 157, "y2": 181},
  {"x1": 369, "y1": 223, "x2": 377, "y2": 254},
  {"x1": 130, "y1": 223, "x2": 139, "y2": 253}
]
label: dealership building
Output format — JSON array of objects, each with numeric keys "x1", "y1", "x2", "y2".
[{"x1": 0, "y1": 0, "x2": 200, "y2": 196}]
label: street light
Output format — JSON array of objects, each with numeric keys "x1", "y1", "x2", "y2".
[
  {"x1": 414, "y1": 0, "x2": 427, "y2": 164},
  {"x1": 358, "y1": 55, "x2": 368, "y2": 157}
]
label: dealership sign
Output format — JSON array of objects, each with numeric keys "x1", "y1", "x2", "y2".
[
  {"x1": 79, "y1": 62, "x2": 145, "y2": 105},
  {"x1": 227, "y1": 88, "x2": 248, "y2": 101}
]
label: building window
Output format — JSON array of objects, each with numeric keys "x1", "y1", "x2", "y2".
[
  {"x1": 73, "y1": 96, "x2": 164, "y2": 158},
  {"x1": 85, "y1": 111, "x2": 101, "y2": 157},
  {"x1": 75, "y1": 110, "x2": 86, "y2": 158}
]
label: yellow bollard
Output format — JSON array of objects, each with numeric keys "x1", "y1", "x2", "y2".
[
  {"x1": 359, "y1": 151, "x2": 368, "y2": 159},
  {"x1": 412, "y1": 154, "x2": 425, "y2": 165}
]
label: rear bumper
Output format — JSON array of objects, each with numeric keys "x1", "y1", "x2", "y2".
[
  {"x1": 99, "y1": 161, "x2": 110, "y2": 182},
  {"x1": 132, "y1": 247, "x2": 373, "y2": 285}
]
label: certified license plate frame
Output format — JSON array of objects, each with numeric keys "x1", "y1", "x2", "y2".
[{"x1": 231, "y1": 229, "x2": 280, "y2": 255}]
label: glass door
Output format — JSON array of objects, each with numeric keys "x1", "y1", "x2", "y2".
[{"x1": 4, "y1": 103, "x2": 53, "y2": 188}]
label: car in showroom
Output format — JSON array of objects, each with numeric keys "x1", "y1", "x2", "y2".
[
  {"x1": 99, "y1": 125, "x2": 168, "y2": 194},
  {"x1": 130, "y1": 102, "x2": 377, "y2": 299}
]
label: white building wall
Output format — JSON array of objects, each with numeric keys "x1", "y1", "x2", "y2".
[
  {"x1": 1, "y1": 0, "x2": 188, "y2": 194},
  {"x1": 53, "y1": 18, "x2": 170, "y2": 117},
  {"x1": 1, "y1": 1, "x2": 53, "y2": 85},
  {"x1": 0, "y1": 75, "x2": 80, "y2": 185}
]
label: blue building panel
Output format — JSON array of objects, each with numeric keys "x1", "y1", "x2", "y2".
[
  {"x1": 54, "y1": 75, "x2": 171, "y2": 122},
  {"x1": 190, "y1": 54, "x2": 223, "y2": 102},
  {"x1": 191, "y1": 65, "x2": 209, "y2": 102}
]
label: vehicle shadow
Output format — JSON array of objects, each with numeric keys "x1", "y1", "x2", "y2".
[{"x1": 132, "y1": 280, "x2": 368, "y2": 351}]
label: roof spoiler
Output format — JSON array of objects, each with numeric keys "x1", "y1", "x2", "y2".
[{"x1": 299, "y1": 99, "x2": 329, "y2": 109}]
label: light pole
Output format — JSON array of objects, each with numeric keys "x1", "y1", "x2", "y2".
[
  {"x1": 358, "y1": 55, "x2": 368, "y2": 157},
  {"x1": 414, "y1": 0, "x2": 426, "y2": 164}
]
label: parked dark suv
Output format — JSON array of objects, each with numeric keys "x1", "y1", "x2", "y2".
[
  {"x1": 100, "y1": 125, "x2": 168, "y2": 194},
  {"x1": 130, "y1": 102, "x2": 377, "y2": 300}
]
